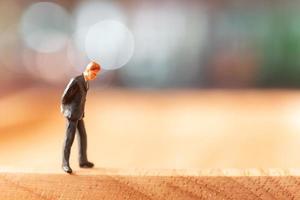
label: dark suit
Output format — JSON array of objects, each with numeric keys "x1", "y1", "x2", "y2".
[{"x1": 61, "y1": 74, "x2": 89, "y2": 166}]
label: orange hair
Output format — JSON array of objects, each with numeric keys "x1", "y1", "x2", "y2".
[{"x1": 86, "y1": 61, "x2": 101, "y2": 72}]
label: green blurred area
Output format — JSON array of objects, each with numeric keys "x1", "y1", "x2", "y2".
[
  {"x1": 223, "y1": 5, "x2": 300, "y2": 87},
  {"x1": 260, "y1": 8, "x2": 300, "y2": 87}
]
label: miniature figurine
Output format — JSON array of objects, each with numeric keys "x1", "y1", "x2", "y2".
[{"x1": 61, "y1": 61, "x2": 101, "y2": 174}]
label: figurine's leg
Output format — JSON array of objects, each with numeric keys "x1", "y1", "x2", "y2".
[
  {"x1": 62, "y1": 118, "x2": 78, "y2": 167},
  {"x1": 77, "y1": 119, "x2": 88, "y2": 163}
]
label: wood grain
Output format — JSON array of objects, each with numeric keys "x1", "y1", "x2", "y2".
[{"x1": 1, "y1": 169, "x2": 300, "y2": 200}]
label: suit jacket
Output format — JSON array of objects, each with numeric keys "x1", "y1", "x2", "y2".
[{"x1": 61, "y1": 74, "x2": 89, "y2": 120}]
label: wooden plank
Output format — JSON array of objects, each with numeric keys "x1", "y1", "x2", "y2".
[{"x1": 1, "y1": 169, "x2": 300, "y2": 200}]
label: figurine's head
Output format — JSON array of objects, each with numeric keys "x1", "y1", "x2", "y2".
[{"x1": 84, "y1": 61, "x2": 101, "y2": 81}]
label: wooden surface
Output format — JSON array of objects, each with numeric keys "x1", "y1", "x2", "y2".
[
  {"x1": 1, "y1": 169, "x2": 300, "y2": 199},
  {"x1": 2, "y1": 88, "x2": 300, "y2": 199}
]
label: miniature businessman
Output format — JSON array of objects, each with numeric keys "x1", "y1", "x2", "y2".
[{"x1": 61, "y1": 61, "x2": 101, "y2": 174}]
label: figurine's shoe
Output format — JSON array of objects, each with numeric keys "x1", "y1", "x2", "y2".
[
  {"x1": 79, "y1": 161, "x2": 94, "y2": 168},
  {"x1": 62, "y1": 165, "x2": 73, "y2": 174}
]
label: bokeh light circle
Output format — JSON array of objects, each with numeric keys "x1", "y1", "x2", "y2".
[
  {"x1": 85, "y1": 20, "x2": 135, "y2": 70},
  {"x1": 20, "y1": 2, "x2": 70, "y2": 53}
]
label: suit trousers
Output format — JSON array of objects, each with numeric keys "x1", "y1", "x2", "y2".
[{"x1": 62, "y1": 118, "x2": 88, "y2": 166}]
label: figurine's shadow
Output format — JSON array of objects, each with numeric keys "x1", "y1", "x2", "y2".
[{"x1": 71, "y1": 167, "x2": 116, "y2": 175}]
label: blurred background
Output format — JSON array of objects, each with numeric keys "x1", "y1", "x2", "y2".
[
  {"x1": 2, "y1": 0, "x2": 300, "y2": 89},
  {"x1": 2, "y1": 0, "x2": 300, "y2": 171}
]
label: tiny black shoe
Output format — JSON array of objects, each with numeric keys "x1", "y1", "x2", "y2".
[
  {"x1": 79, "y1": 161, "x2": 94, "y2": 168},
  {"x1": 62, "y1": 165, "x2": 73, "y2": 174}
]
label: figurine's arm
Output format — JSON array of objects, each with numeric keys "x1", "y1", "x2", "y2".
[{"x1": 61, "y1": 78, "x2": 78, "y2": 104}]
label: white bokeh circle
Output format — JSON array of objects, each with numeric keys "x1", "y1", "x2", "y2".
[
  {"x1": 20, "y1": 2, "x2": 70, "y2": 53},
  {"x1": 85, "y1": 20, "x2": 135, "y2": 70}
]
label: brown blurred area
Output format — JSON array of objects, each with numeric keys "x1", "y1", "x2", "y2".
[{"x1": 2, "y1": 88, "x2": 300, "y2": 171}]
